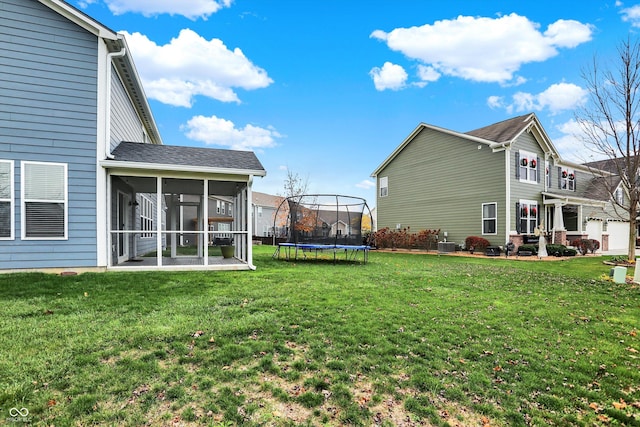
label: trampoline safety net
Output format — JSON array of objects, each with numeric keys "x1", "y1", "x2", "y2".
[{"x1": 273, "y1": 194, "x2": 372, "y2": 246}]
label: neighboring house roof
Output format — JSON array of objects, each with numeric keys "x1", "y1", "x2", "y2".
[
  {"x1": 372, "y1": 113, "x2": 561, "y2": 177},
  {"x1": 107, "y1": 141, "x2": 267, "y2": 175},
  {"x1": 253, "y1": 191, "x2": 282, "y2": 208},
  {"x1": 578, "y1": 175, "x2": 622, "y2": 201},
  {"x1": 465, "y1": 113, "x2": 533, "y2": 143},
  {"x1": 39, "y1": 0, "x2": 162, "y2": 145}
]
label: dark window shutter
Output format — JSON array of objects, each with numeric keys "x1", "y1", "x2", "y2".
[
  {"x1": 574, "y1": 176, "x2": 577, "y2": 192},
  {"x1": 515, "y1": 202, "x2": 521, "y2": 234},
  {"x1": 537, "y1": 157, "x2": 541, "y2": 183},
  {"x1": 515, "y1": 152, "x2": 520, "y2": 179},
  {"x1": 548, "y1": 164, "x2": 552, "y2": 186},
  {"x1": 557, "y1": 166, "x2": 562, "y2": 188}
]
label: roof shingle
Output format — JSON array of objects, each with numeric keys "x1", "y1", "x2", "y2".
[{"x1": 111, "y1": 142, "x2": 266, "y2": 173}]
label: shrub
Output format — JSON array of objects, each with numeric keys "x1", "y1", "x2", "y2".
[
  {"x1": 563, "y1": 248, "x2": 577, "y2": 257},
  {"x1": 517, "y1": 244, "x2": 538, "y2": 255},
  {"x1": 546, "y1": 244, "x2": 566, "y2": 257},
  {"x1": 465, "y1": 236, "x2": 490, "y2": 252},
  {"x1": 370, "y1": 227, "x2": 440, "y2": 250},
  {"x1": 571, "y1": 238, "x2": 600, "y2": 255}
]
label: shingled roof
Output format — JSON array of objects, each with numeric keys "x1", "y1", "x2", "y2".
[
  {"x1": 465, "y1": 113, "x2": 533, "y2": 143},
  {"x1": 111, "y1": 142, "x2": 266, "y2": 174}
]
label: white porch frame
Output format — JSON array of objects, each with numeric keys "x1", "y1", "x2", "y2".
[{"x1": 103, "y1": 167, "x2": 257, "y2": 271}]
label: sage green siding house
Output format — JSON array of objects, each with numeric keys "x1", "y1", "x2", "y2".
[{"x1": 371, "y1": 113, "x2": 629, "y2": 253}]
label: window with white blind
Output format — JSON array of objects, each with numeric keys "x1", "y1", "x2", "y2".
[
  {"x1": 482, "y1": 202, "x2": 497, "y2": 235},
  {"x1": 379, "y1": 176, "x2": 388, "y2": 197},
  {"x1": 22, "y1": 161, "x2": 67, "y2": 239},
  {"x1": 0, "y1": 160, "x2": 14, "y2": 239}
]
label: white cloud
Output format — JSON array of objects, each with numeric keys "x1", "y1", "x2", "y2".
[
  {"x1": 621, "y1": 4, "x2": 640, "y2": 27},
  {"x1": 99, "y1": 0, "x2": 232, "y2": 19},
  {"x1": 122, "y1": 29, "x2": 272, "y2": 107},
  {"x1": 489, "y1": 82, "x2": 587, "y2": 114},
  {"x1": 486, "y1": 95, "x2": 505, "y2": 109},
  {"x1": 371, "y1": 13, "x2": 592, "y2": 84},
  {"x1": 181, "y1": 115, "x2": 281, "y2": 151},
  {"x1": 369, "y1": 62, "x2": 408, "y2": 91},
  {"x1": 77, "y1": 0, "x2": 98, "y2": 8},
  {"x1": 416, "y1": 65, "x2": 441, "y2": 83},
  {"x1": 356, "y1": 180, "x2": 376, "y2": 190},
  {"x1": 553, "y1": 119, "x2": 593, "y2": 162}
]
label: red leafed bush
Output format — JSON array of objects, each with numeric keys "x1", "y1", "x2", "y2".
[
  {"x1": 465, "y1": 236, "x2": 490, "y2": 252},
  {"x1": 571, "y1": 238, "x2": 600, "y2": 255},
  {"x1": 370, "y1": 227, "x2": 440, "y2": 250}
]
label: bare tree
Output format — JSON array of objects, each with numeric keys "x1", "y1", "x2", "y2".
[
  {"x1": 576, "y1": 37, "x2": 640, "y2": 261},
  {"x1": 282, "y1": 169, "x2": 310, "y2": 199}
]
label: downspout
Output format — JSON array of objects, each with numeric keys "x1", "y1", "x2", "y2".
[{"x1": 104, "y1": 46, "x2": 126, "y2": 159}]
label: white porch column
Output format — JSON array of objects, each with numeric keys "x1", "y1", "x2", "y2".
[
  {"x1": 156, "y1": 177, "x2": 162, "y2": 267},
  {"x1": 203, "y1": 180, "x2": 209, "y2": 266},
  {"x1": 247, "y1": 177, "x2": 254, "y2": 268},
  {"x1": 552, "y1": 202, "x2": 565, "y2": 244}
]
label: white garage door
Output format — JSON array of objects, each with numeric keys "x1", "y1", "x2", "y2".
[
  {"x1": 607, "y1": 221, "x2": 630, "y2": 254},
  {"x1": 586, "y1": 220, "x2": 603, "y2": 246}
]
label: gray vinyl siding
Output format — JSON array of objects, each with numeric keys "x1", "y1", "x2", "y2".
[
  {"x1": 376, "y1": 127, "x2": 506, "y2": 246},
  {"x1": 0, "y1": 0, "x2": 99, "y2": 269},
  {"x1": 510, "y1": 132, "x2": 545, "y2": 232},
  {"x1": 110, "y1": 69, "x2": 146, "y2": 150}
]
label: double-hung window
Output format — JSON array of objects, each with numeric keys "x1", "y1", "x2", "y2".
[
  {"x1": 482, "y1": 202, "x2": 497, "y2": 235},
  {"x1": 22, "y1": 161, "x2": 67, "y2": 239},
  {"x1": 0, "y1": 160, "x2": 14, "y2": 239},
  {"x1": 560, "y1": 168, "x2": 576, "y2": 191},
  {"x1": 379, "y1": 176, "x2": 388, "y2": 197},
  {"x1": 518, "y1": 150, "x2": 539, "y2": 184},
  {"x1": 518, "y1": 200, "x2": 538, "y2": 235}
]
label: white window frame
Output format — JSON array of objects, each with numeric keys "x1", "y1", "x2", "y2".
[
  {"x1": 518, "y1": 150, "x2": 538, "y2": 184},
  {"x1": 614, "y1": 186, "x2": 624, "y2": 205},
  {"x1": 0, "y1": 160, "x2": 14, "y2": 240},
  {"x1": 216, "y1": 200, "x2": 220, "y2": 214},
  {"x1": 560, "y1": 168, "x2": 576, "y2": 191},
  {"x1": 545, "y1": 160, "x2": 551, "y2": 189},
  {"x1": 379, "y1": 176, "x2": 388, "y2": 197},
  {"x1": 482, "y1": 202, "x2": 497, "y2": 235},
  {"x1": 140, "y1": 195, "x2": 154, "y2": 238},
  {"x1": 519, "y1": 199, "x2": 539, "y2": 235},
  {"x1": 21, "y1": 161, "x2": 68, "y2": 240}
]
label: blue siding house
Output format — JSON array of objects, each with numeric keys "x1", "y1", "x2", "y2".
[{"x1": 0, "y1": 0, "x2": 266, "y2": 272}]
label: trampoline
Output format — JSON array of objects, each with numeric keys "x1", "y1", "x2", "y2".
[{"x1": 272, "y1": 194, "x2": 372, "y2": 263}]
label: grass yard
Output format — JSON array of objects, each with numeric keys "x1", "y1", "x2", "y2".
[{"x1": 0, "y1": 246, "x2": 639, "y2": 426}]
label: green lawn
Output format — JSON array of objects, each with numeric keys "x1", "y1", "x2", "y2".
[{"x1": 0, "y1": 247, "x2": 638, "y2": 426}]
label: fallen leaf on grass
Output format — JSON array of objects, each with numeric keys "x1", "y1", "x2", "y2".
[
  {"x1": 191, "y1": 330, "x2": 204, "y2": 338},
  {"x1": 612, "y1": 399, "x2": 627, "y2": 410},
  {"x1": 589, "y1": 402, "x2": 600, "y2": 412}
]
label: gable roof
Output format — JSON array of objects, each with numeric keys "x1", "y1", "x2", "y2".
[
  {"x1": 105, "y1": 141, "x2": 266, "y2": 176},
  {"x1": 466, "y1": 113, "x2": 534, "y2": 143},
  {"x1": 253, "y1": 191, "x2": 282, "y2": 208},
  {"x1": 371, "y1": 113, "x2": 561, "y2": 177}
]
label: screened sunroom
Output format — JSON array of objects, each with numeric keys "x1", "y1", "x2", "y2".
[{"x1": 101, "y1": 142, "x2": 266, "y2": 271}]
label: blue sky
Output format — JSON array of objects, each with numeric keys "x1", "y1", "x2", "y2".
[{"x1": 75, "y1": 0, "x2": 640, "y2": 205}]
